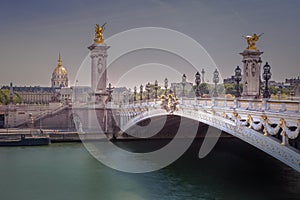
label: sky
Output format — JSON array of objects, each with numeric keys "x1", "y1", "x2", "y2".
[{"x1": 0, "y1": 0, "x2": 299, "y2": 87}]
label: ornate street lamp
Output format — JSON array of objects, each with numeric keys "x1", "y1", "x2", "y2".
[
  {"x1": 164, "y1": 78, "x2": 168, "y2": 96},
  {"x1": 263, "y1": 62, "x2": 272, "y2": 99},
  {"x1": 213, "y1": 69, "x2": 219, "y2": 97},
  {"x1": 106, "y1": 83, "x2": 114, "y2": 102},
  {"x1": 140, "y1": 84, "x2": 143, "y2": 101},
  {"x1": 133, "y1": 86, "x2": 137, "y2": 102},
  {"x1": 146, "y1": 82, "x2": 151, "y2": 100},
  {"x1": 154, "y1": 80, "x2": 158, "y2": 99},
  {"x1": 182, "y1": 74, "x2": 187, "y2": 97},
  {"x1": 195, "y1": 71, "x2": 201, "y2": 97},
  {"x1": 234, "y1": 66, "x2": 242, "y2": 98}
]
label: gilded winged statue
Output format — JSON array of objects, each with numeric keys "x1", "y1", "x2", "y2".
[
  {"x1": 243, "y1": 33, "x2": 263, "y2": 50},
  {"x1": 94, "y1": 22, "x2": 107, "y2": 44}
]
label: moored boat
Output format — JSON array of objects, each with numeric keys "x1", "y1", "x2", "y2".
[{"x1": 0, "y1": 134, "x2": 50, "y2": 146}]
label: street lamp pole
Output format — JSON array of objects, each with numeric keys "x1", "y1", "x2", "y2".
[
  {"x1": 195, "y1": 72, "x2": 201, "y2": 97},
  {"x1": 263, "y1": 62, "x2": 272, "y2": 99},
  {"x1": 154, "y1": 80, "x2": 158, "y2": 99},
  {"x1": 213, "y1": 69, "x2": 219, "y2": 97},
  {"x1": 146, "y1": 82, "x2": 151, "y2": 101},
  {"x1": 140, "y1": 84, "x2": 143, "y2": 101},
  {"x1": 234, "y1": 66, "x2": 242, "y2": 98},
  {"x1": 106, "y1": 83, "x2": 114, "y2": 102},
  {"x1": 182, "y1": 74, "x2": 186, "y2": 97},
  {"x1": 164, "y1": 78, "x2": 168, "y2": 96},
  {"x1": 133, "y1": 86, "x2": 137, "y2": 102}
]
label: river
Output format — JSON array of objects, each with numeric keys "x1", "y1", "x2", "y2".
[{"x1": 0, "y1": 137, "x2": 299, "y2": 200}]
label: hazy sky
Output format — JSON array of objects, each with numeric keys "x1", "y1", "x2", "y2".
[{"x1": 0, "y1": 0, "x2": 299, "y2": 87}]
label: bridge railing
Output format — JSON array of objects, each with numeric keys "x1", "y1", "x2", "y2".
[
  {"x1": 119, "y1": 97, "x2": 300, "y2": 114},
  {"x1": 179, "y1": 97, "x2": 300, "y2": 113}
]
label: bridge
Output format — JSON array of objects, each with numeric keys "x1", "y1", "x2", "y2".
[
  {"x1": 2, "y1": 86, "x2": 299, "y2": 172},
  {"x1": 87, "y1": 96, "x2": 300, "y2": 172},
  {"x1": 2, "y1": 26, "x2": 300, "y2": 173}
]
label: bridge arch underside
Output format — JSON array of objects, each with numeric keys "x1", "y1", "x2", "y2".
[
  {"x1": 120, "y1": 111, "x2": 300, "y2": 172},
  {"x1": 122, "y1": 115, "x2": 210, "y2": 139},
  {"x1": 118, "y1": 114, "x2": 230, "y2": 153}
]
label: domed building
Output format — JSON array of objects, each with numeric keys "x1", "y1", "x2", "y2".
[
  {"x1": 51, "y1": 54, "x2": 68, "y2": 88},
  {"x1": 1, "y1": 53, "x2": 73, "y2": 105}
]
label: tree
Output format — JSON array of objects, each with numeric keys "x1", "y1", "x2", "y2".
[
  {"x1": 224, "y1": 83, "x2": 243, "y2": 97},
  {"x1": 224, "y1": 84, "x2": 235, "y2": 95},
  {"x1": 199, "y1": 83, "x2": 209, "y2": 95},
  {"x1": 0, "y1": 90, "x2": 22, "y2": 105},
  {"x1": 0, "y1": 90, "x2": 8, "y2": 104}
]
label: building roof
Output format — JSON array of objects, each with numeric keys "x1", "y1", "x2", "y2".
[{"x1": 1, "y1": 85, "x2": 57, "y2": 93}]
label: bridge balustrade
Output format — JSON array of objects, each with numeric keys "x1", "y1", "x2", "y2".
[
  {"x1": 268, "y1": 100, "x2": 299, "y2": 112},
  {"x1": 123, "y1": 97, "x2": 300, "y2": 114}
]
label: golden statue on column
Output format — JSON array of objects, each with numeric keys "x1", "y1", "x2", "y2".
[
  {"x1": 94, "y1": 22, "x2": 107, "y2": 44},
  {"x1": 243, "y1": 33, "x2": 263, "y2": 50}
]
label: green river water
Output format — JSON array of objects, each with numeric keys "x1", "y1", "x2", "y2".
[{"x1": 0, "y1": 138, "x2": 299, "y2": 200}]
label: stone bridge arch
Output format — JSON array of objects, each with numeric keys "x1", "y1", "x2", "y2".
[{"x1": 117, "y1": 105, "x2": 300, "y2": 172}]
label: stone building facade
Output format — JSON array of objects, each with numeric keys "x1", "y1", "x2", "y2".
[
  {"x1": 0, "y1": 86, "x2": 59, "y2": 104},
  {"x1": 1, "y1": 54, "x2": 70, "y2": 104}
]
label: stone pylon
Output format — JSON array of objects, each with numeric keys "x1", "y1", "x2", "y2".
[
  {"x1": 88, "y1": 43, "x2": 110, "y2": 105},
  {"x1": 240, "y1": 50, "x2": 263, "y2": 98}
]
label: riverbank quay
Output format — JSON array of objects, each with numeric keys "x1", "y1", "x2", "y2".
[
  {"x1": 0, "y1": 128, "x2": 234, "y2": 146},
  {"x1": 0, "y1": 129, "x2": 107, "y2": 144}
]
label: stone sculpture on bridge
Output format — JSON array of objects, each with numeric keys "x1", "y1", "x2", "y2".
[{"x1": 160, "y1": 93, "x2": 179, "y2": 114}]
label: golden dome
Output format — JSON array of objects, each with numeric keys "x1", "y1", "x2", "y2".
[
  {"x1": 53, "y1": 66, "x2": 67, "y2": 75},
  {"x1": 52, "y1": 54, "x2": 67, "y2": 75}
]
